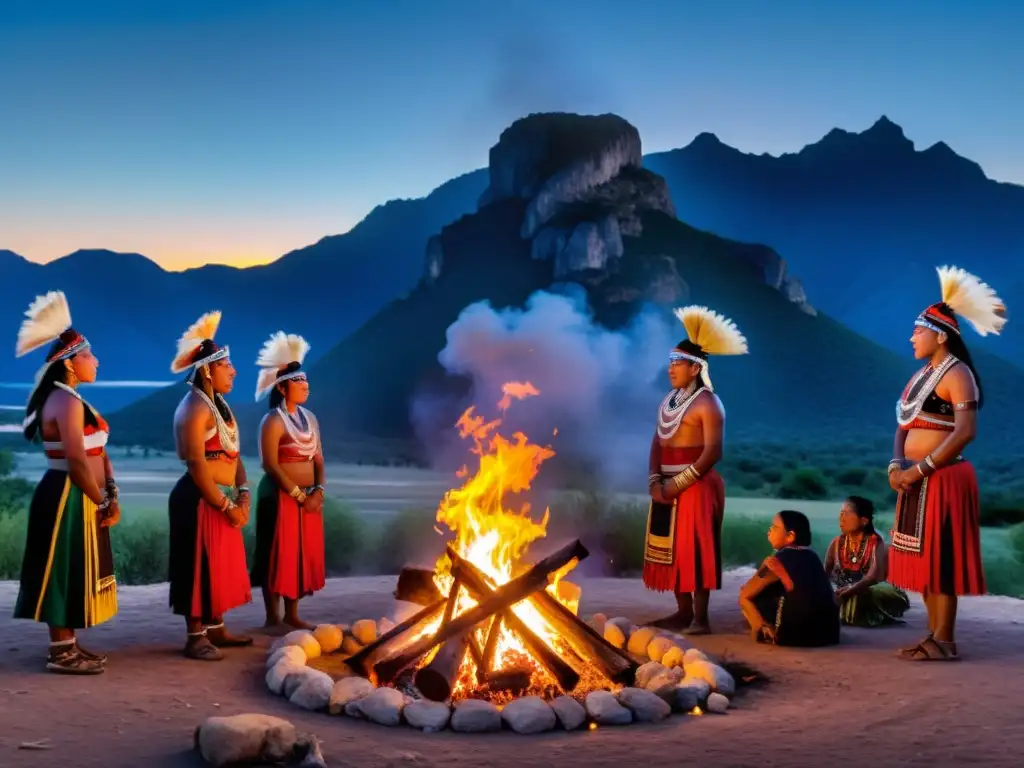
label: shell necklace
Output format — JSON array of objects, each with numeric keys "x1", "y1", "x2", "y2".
[
  {"x1": 278, "y1": 406, "x2": 318, "y2": 456},
  {"x1": 657, "y1": 383, "x2": 706, "y2": 441},
  {"x1": 896, "y1": 354, "x2": 958, "y2": 427},
  {"x1": 195, "y1": 388, "x2": 240, "y2": 455}
]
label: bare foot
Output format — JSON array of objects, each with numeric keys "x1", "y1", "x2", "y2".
[
  {"x1": 284, "y1": 616, "x2": 315, "y2": 631},
  {"x1": 207, "y1": 626, "x2": 254, "y2": 648},
  {"x1": 647, "y1": 611, "x2": 694, "y2": 631},
  {"x1": 683, "y1": 622, "x2": 712, "y2": 636}
]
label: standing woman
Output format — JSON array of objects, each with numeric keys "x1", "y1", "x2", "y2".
[
  {"x1": 250, "y1": 332, "x2": 326, "y2": 629},
  {"x1": 12, "y1": 291, "x2": 120, "y2": 674},
  {"x1": 889, "y1": 266, "x2": 1007, "y2": 661}
]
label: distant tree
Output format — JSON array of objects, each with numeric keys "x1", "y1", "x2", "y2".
[
  {"x1": 143, "y1": 446, "x2": 151, "y2": 459},
  {"x1": 0, "y1": 449, "x2": 14, "y2": 478}
]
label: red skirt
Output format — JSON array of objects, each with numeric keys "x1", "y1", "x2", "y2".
[
  {"x1": 643, "y1": 445, "x2": 725, "y2": 593},
  {"x1": 168, "y1": 473, "x2": 252, "y2": 622},
  {"x1": 889, "y1": 460, "x2": 985, "y2": 596},
  {"x1": 251, "y1": 477, "x2": 325, "y2": 601}
]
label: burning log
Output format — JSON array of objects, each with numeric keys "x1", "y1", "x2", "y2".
[
  {"x1": 483, "y1": 666, "x2": 532, "y2": 695},
  {"x1": 373, "y1": 538, "x2": 589, "y2": 685},
  {"x1": 344, "y1": 600, "x2": 446, "y2": 678},
  {"x1": 394, "y1": 567, "x2": 443, "y2": 606},
  {"x1": 450, "y1": 559, "x2": 580, "y2": 693},
  {"x1": 414, "y1": 626, "x2": 473, "y2": 701},
  {"x1": 412, "y1": 575, "x2": 472, "y2": 702},
  {"x1": 447, "y1": 545, "x2": 637, "y2": 685}
]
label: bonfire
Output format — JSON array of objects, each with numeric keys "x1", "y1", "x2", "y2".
[{"x1": 342, "y1": 382, "x2": 638, "y2": 703}]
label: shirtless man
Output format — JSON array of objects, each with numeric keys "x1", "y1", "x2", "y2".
[
  {"x1": 643, "y1": 305, "x2": 748, "y2": 634},
  {"x1": 167, "y1": 312, "x2": 253, "y2": 661}
]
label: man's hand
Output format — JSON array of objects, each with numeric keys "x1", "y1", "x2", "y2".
[
  {"x1": 888, "y1": 468, "x2": 903, "y2": 492},
  {"x1": 649, "y1": 481, "x2": 666, "y2": 504}
]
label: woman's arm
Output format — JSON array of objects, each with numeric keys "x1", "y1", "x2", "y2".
[
  {"x1": 738, "y1": 559, "x2": 781, "y2": 636},
  {"x1": 55, "y1": 394, "x2": 105, "y2": 505},
  {"x1": 889, "y1": 428, "x2": 908, "y2": 491},
  {"x1": 182, "y1": 400, "x2": 233, "y2": 512},
  {"x1": 259, "y1": 414, "x2": 300, "y2": 495}
]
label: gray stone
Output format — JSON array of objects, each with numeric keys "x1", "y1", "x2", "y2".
[
  {"x1": 288, "y1": 669, "x2": 334, "y2": 711},
  {"x1": 353, "y1": 686, "x2": 407, "y2": 726},
  {"x1": 501, "y1": 696, "x2": 557, "y2": 734},
  {"x1": 451, "y1": 699, "x2": 502, "y2": 733},
  {"x1": 584, "y1": 690, "x2": 632, "y2": 726},
  {"x1": 685, "y1": 659, "x2": 736, "y2": 696},
  {"x1": 550, "y1": 696, "x2": 587, "y2": 731},
  {"x1": 404, "y1": 700, "x2": 451, "y2": 732},
  {"x1": 328, "y1": 677, "x2": 374, "y2": 715},
  {"x1": 616, "y1": 687, "x2": 672, "y2": 723},
  {"x1": 673, "y1": 679, "x2": 711, "y2": 712},
  {"x1": 282, "y1": 667, "x2": 326, "y2": 700},
  {"x1": 707, "y1": 692, "x2": 730, "y2": 713},
  {"x1": 266, "y1": 660, "x2": 304, "y2": 696},
  {"x1": 635, "y1": 661, "x2": 668, "y2": 690},
  {"x1": 266, "y1": 644, "x2": 306, "y2": 670}
]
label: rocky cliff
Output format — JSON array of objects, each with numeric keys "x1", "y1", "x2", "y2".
[{"x1": 425, "y1": 112, "x2": 813, "y2": 314}]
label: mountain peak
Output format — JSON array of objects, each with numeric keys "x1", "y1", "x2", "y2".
[{"x1": 866, "y1": 115, "x2": 906, "y2": 139}]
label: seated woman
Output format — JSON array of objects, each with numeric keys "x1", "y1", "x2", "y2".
[
  {"x1": 738, "y1": 510, "x2": 840, "y2": 647},
  {"x1": 824, "y1": 495, "x2": 910, "y2": 627}
]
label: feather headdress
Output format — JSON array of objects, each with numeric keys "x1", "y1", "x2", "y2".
[
  {"x1": 670, "y1": 305, "x2": 748, "y2": 391},
  {"x1": 15, "y1": 291, "x2": 83, "y2": 359},
  {"x1": 254, "y1": 331, "x2": 311, "y2": 401},
  {"x1": 170, "y1": 311, "x2": 229, "y2": 374},
  {"x1": 916, "y1": 265, "x2": 1007, "y2": 338}
]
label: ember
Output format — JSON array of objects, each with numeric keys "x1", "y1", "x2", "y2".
[{"x1": 345, "y1": 382, "x2": 638, "y2": 703}]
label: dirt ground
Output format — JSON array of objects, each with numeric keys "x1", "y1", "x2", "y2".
[{"x1": 1, "y1": 572, "x2": 1022, "y2": 768}]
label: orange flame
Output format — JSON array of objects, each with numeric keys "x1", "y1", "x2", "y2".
[{"x1": 423, "y1": 382, "x2": 593, "y2": 698}]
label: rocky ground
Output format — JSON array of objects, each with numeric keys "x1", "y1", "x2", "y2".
[{"x1": 1, "y1": 572, "x2": 1022, "y2": 767}]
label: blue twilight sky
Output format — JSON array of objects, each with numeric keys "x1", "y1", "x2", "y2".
[{"x1": 1, "y1": 0, "x2": 1021, "y2": 270}]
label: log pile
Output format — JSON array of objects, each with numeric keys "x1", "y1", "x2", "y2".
[{"x1": 348, "y1": 538, "x2": 638, "y2": 702}]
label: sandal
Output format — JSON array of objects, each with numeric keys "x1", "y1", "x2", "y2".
[
  {"x1": 76, "y1": 645, "x2": 108, "y2": 664},
  {"x1": 898, "y1": 636, "x2": 960, "y2": 662},
  {"x1": 184, "y1": 633, "x2": 225, "y2": 661},
  {"x1": 46, "y1": 646, "x2": 105, "y2": 675}
]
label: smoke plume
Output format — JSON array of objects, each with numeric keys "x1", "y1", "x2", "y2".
[{"x1": 414, "y1": 285, "x2": 677, "y2": 491}]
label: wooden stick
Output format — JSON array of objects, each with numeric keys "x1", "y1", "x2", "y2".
[
  {"x1": 343, "y1": 599, "x2": 446, "y2": 678},
  {"x1": 394, "y1": 567, "x2": 443, "y2": 606},
  {"x1": 449, "y1": 559, "x2": 580, "y2": 693},
  {"x1": 412, "y1": 576, "x2": 472, "y2": 701},
  {"x1": 373, "y1": 538, "x2": 588, "y2": 684},
  {"x1": 447, "y1": 544, "x2": 636, "y2": 685},
  {"x1": 476, "y1": 615, "x2": 503, "y2": 684}
]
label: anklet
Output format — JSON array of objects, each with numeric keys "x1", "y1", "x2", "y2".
[
  {"x1": 187, "y1": 629, "x2": 208, "y2": 637},
  {"x1": 205, "y1": 622, "x2": 225, "y2": 631}
]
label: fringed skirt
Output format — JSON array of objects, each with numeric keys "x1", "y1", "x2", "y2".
[
  {"x1": 250, "y1": 475, "x2": 325, "y2": 600},
  {"x1": 168, "y1": 473, "x2": 251, "y2": 622},
  {"x1": 643, "y1": 446, "x2": 725, "y2": 593},
  {"x1": 839, "y1": 583, "x2": 911, "y2": 627},
  {"x1": 888, "y1": 460, "x2": 985, "y2": 596},
  {"x1": 13, "y1": 470, "x2": 118, "y2": 629}
]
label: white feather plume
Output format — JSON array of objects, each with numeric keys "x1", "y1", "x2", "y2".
[
  {"x1": 16, "y1": 291, "x2": 73, "y2": 358},
  {"x1": 673, "y1": 305, "x2": 749, "y2": 356},
  {"x1": 937, "y1": 265, "x2": 1007, "y2": 337},
  {"x1": 254, "y1": 331, "x2": 310, "y2": 400},
  {"x1": 170, "y1": 311, "x2": 222, "y2": 373}
]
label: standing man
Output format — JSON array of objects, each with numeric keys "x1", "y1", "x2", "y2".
[
  {"x1": 644, "y1": 305, "x2": 748, "y2": 634},
  {"x1": 168, "y1": 311, "x2": 253, "y2": 661}
]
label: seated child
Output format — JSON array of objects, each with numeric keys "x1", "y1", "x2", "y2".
[
  {"x1": 824, "y1": 495, "x2": 910, "y2": 627},
  {"x1": 738, "y1": 510, "x2": 840, "y2": 647}
]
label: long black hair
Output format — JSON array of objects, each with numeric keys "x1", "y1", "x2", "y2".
[
  {"x1": 268, "y1": 362, "x2": 302, "y2": 410},
  {"x1": 23, "y1": 334, "x2": 98, "y2": 442},
  {"x1": 845, "y1": 495, "x2": 876, "y2": 536},
  {"x1": 941, "y1": 311, "x2": 985, "y2": 409},
  {"x1": 777, "y1": 510, "x2": 812, "y2": 547}
]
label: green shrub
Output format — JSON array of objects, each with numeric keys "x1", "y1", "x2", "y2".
[
  {"x1": 979, "y1": 491, "x2": 1024, "y2": 526},
  {"x1": 835, "y1": 466, "x2": 869, "y2": 485},
  {"x1": 0, "y1": 449, "x2": 15, "y2": 477},
  {"x1": 0, "y1": 509, "x2": 28, "y2": 580},
  {"x1": 777, "y1": 468, "x2": 831, "y2": 500},
  {"x1": 984, "y1": 557, "x2": 1024, "y2": 599}
]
